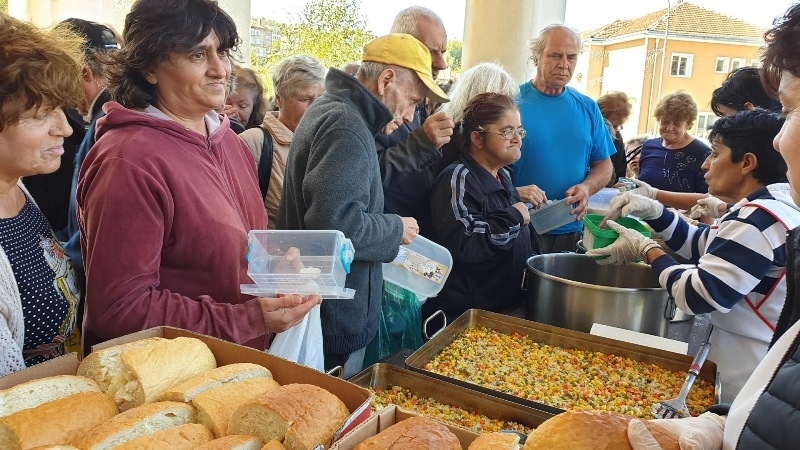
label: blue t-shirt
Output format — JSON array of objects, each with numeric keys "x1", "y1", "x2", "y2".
[
  {"x1": 511, "y1": 83, "x2": 615, "y2": 234},
  {"x1": 0, "y1": 198, "x2": 79, "y2": 366},
  {"x1": 638, "y1": 138, "x2": 710, "y2": 193}
]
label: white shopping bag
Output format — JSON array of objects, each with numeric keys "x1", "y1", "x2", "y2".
[{"x1": 267, "y1": 304, "x2": 324, "y2": 372}]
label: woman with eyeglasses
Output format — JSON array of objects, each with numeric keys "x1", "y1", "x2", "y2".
[{"x1": 424, "y1": 93, "x2": 540, "y2": 323}]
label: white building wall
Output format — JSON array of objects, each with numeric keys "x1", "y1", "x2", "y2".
[
  {"x1": 9, "y1": 0, "x2": 251, "y2": 64},
  {"x1": 569, "y1": 43, "x2": 592, "y2": 93},
  {"x1": 601, "y1": 45, "x2": 648, "y2": 141}
]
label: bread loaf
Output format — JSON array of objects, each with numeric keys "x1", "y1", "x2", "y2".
[
  {"x1": 194, "y1": 377, "x2": 280, "y2": 437},
  {"x1": 77, "y1": 337, "x2": 166, "y2": 397},
  {"x1": 228, "y1": 384, "x2": 349, "y2": 450},
  {"x1": 352, "y1": 416, "x2": 460, "y2": 450},
  {"x1": 78, "y1": 337, "x2": 217, "y2": 411},
  {"x1": 161, "y1": 363, "x2": 273, "y2": 402},
  {"x1": 0, "y1": 392, "x2": 117, "y2": 450},
  {"x1": 467, "y1": 431, "x2": 520, "y2": 449},
  {"x1": 195, "y1": 435, "x2": 265, "y2": 450},
  {"x1": 112, "y1": 423, "x2": 214, "y2": 450},
  {"x1": 522, "y1": 410, "x2": 679, "y2": 450},
  {"x1": 0, "y1": 375, "x2": 102, "y2": 418},
  {"x1": 261, "y1": 440, "x2": 287, "y2": 450},
  {"x1": 28, "y1": 446, "x2": 80, "y2": 450},
  {"x1": 73, "y1": 401, "x2": 196, "y2": 450}
]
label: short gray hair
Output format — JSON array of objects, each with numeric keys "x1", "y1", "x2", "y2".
[
  {"x1": 356, "y1": 62, "x2": 419, "y2": 90},
  {"x1": 271, "y1": 55, "x2": 326, "y2": 100},
  {"x1": 527, "y1": 24, "x2": 581, "y2": 61},
  {"x1": 439, "y1": 62, "x2": 519, "y2": 123},
  {"x1": 390, "y1": 6, "x2": 444, "y2": 35},
  {"x1": 356, "y1": 61, "x2": 389, "y2": 83}
]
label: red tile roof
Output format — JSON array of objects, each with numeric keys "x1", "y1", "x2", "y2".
[{"x1": 584, "y1": 1, "x2": 765, "y2": 41}]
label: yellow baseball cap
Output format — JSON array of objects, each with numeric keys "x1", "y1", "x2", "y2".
[{"x1": 362, "y1": 33, "x2": 449, "y2": 104}]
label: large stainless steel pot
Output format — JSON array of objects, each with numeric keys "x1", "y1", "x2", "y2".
[{"x1": 523, "y1": 253, "x2": 674, "y2": 337}]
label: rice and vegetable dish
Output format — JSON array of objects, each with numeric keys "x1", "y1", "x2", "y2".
[{"x1": 423, "y1": 327, "x2": 715, "y2": 418}]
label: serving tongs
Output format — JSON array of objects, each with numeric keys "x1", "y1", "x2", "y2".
[{"x1": 651, "y1": 325, "x2": 712, "y2": 419}]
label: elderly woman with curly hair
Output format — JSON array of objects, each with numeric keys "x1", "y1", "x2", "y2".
[
  {"x1": 0, "y1": 14, "x2": 85, "y2": 375},
  {"x1": 597, "y1": 91, "x2": 633, "y2": 185},
  {"x1": 638, "y1": 90, "x2": 710, "y2": 193}
]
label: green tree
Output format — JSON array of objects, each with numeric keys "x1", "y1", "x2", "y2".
[
  {"x1": 446, "y1": 40, "x2": 462, "y2": 74},
  {"x1": 0, "y1": 0, "x2": 8, "y2": 14},
  {"x1": 265, "y1": 0, "x2": 373, "y2": 70}
]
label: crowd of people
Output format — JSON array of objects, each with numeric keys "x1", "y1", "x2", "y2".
[{"x1": 3, "y1": 0, "x2": 800, "y2": 447}]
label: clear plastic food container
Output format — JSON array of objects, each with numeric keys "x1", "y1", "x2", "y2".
[
  {"x1": 241, "y1": 230, "x2": 356, "y2": 299},
  {"x1": 383, "y1": 235, "x2": 452, "y2": 300}
]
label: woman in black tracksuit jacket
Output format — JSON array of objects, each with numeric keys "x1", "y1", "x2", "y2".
[{"x1": 423, "y1": 93, "x2": 540, "y2": 323}]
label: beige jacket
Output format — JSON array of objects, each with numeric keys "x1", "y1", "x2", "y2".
[{"x1": 239, "y1": 112, "x2": 293, "y2": 229}]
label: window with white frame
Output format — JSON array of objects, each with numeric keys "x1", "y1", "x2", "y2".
[
  {"x1": 731, "y1": 58, "x2": 747, "y2": 71},
  {"x1": 750, "y1": 59, "x2": 761, "y2": 67},
  {"x1": 670, "y1": 53, "x2": 693, "y2": 77},
  {"x1": 715, "y1": 57, "x2": 729, "y2": 73},
  {"x1": 696, "y1": 113, "x2": 717, "y2": 139}
]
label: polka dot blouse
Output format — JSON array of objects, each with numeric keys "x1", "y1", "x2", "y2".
[{"x1": 0, "y1": 197, "x2": 79, "y2": 366}]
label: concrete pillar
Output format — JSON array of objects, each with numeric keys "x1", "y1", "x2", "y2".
[
  {"x1": 8, "y1": 0, "x2": 28, "y2": 19},
  {"x1": 217, "y1": 0, "x2": 251, "y2": 67},
  {"x1": 462, "y1": 0, "x2": 566, "y2": 84},
  {"x1": 24, "y1": 0, "x2": 51, "y2": 26}
]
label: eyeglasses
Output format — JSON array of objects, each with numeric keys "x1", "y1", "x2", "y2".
[
  {"x1": 476, "y1": 127, "x2": 527, "y2": 140},
  {"x1": 626, "y1": 144, "x2": 642, "y2": 164}
]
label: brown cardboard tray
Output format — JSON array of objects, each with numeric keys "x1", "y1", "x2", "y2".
[
  {"x1": 405, "y1": 309, "x2": 718, "y2": 416},
  {"x1": 350, "y1": 363, "x2": 549, "y2": 432},
  {"x1": 0, "y1": 326, "x2": 372, "y2": 443},
  {"x1": 331, "y1": 404, "x2": 480, "y2": 450}
]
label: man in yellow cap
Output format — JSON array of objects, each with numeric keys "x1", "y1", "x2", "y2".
[
  {"x1": 380, "y1": 6, "x2": 454, "y2": 239},
  {"x1": 277, "y1": 33, "x2": 448, "y2": 377}
]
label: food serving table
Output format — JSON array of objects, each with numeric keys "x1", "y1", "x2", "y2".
[{"x1": 403, "y1": 309, "x2": 718, "y2": 417}]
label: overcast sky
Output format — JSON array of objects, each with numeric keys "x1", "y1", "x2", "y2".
[{"x1": 251, "y1": 0, "x2": 795, "y2": 40}]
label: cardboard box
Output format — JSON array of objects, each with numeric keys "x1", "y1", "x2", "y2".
[
  {"x1": 0, "y1": 327, "x2": 372, "y2": 444},
  {"x1": 332, "y1": 405, "x2": 480, "y2": 450}
]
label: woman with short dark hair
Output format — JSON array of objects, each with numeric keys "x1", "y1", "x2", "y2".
[
  {"x1": 77, "y1": 0, "x2": 319, "y2": 353},
  {"x1": 711, "y1": 67, "x2": 781, "y2": 117},
  {"x1": 427, "y1": 93, "x2": 539, "y2": 323},
  {"x1": 592, "y1": 109, "x2": 800, "y2": 403}
]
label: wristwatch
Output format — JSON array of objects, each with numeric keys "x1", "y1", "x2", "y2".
[{"x1": 640, "y1": 242, "x2": 661, "y2": 261}]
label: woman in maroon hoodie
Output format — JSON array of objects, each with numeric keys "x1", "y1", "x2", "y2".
[{"x1": 76, "y1": 0, "x2": 319, "y2": 352}]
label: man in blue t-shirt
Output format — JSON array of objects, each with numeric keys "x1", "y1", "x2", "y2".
[{"x1": 512, "y1": 25, "x2": 615, "y2": 253}]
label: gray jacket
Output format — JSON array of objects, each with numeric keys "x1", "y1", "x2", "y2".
[{"x1": 277, "y1": 68, "x2": 403, "y2": 355}]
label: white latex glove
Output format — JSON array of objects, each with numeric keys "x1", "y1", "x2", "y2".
[
  {"x1": 627, "y1": 412, "x2": 726, "y2": 450},
  {"x1": 601, "y1": 192, "x2": 665, "y2": 226},
  {"x1": 687, "y1": 195, "x2": 727, "y2": 220},
  {"x1": 629, "y1": 178, "x2": 659, "y2": 199},
  {"x1": 585, "y1": 220, "x2": 660, "y2": 265}
]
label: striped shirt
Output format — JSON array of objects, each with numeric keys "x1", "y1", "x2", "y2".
[{"x1": 650, "y1": 184, "x2": 800, "y2": 342}]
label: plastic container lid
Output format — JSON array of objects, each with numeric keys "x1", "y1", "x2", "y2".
[
  {"x1": 582, "y1": 214, "x2": 651, "y2": 259},
  {"x1": 528, "y1": 198, "x2": 576, "y2": 234},
  {"x1": 382, "y1": 235, "x2": 452, "y2": 299},
  {"x1": 241, "y1": 229, "x2": 356, "y2": 299},
  {"x1": 588, "y1": 187, "x2": 620, "y2": 215}
]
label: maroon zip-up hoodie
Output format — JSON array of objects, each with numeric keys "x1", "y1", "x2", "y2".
[{"x1": 77, "y1": 102, "x2": 269, "y2": 352}]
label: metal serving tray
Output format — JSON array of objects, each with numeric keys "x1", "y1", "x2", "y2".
[
  {"x1": 350, "y1": 363, "x2": 550, "y2": 431},
  {"x1": 405, "y1": 309, "x2": 718, "y2": 415}
]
